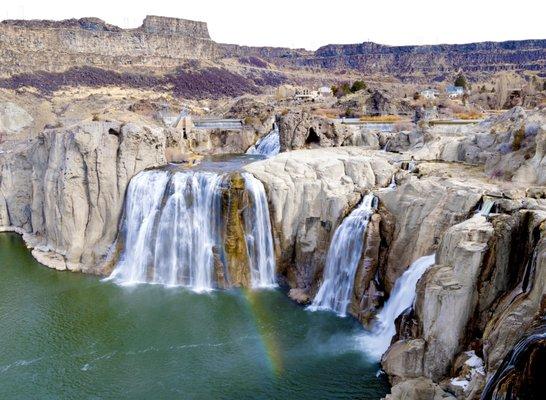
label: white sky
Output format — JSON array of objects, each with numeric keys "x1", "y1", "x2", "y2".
[{"x1": 3, "y1": 0, "x2": 545, "y2": 50}]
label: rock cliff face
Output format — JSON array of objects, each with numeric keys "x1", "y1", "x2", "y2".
[
  {"x1": 295, "y1": 40, "x2": 546, "y2": 80},
  {"x1": 382, "y1": 207, "x2": 546, "y2": 399},
  {"x1": 376, "y1": 175, "x2": 484, "y2": 291},
  {"x1": 0, "y1": 17, "x2": 219, "y2": 77},
  {"x1": 277, "y1": 111, "x2": 353, "y2": 152},
  {"x1": 0, "y1": 121, "x2": 167, "y2": 272},
  {"x1": 0, "y1": 16, "x2": 544, "y2": 87}
]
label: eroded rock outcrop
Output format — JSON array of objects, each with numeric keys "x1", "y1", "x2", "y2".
[
  {"x1": 408, "y1": 107, "x2": 546, "y2": 186},
  {"x1": 277, "y1": 111, "x2": 353, "y2": 151},
  {"x1": 0, "y1": 120, "x2": 167, "y2": 272},
  {"x1": 376, "y1": 175, "x2": 484, "y2": 291},
  {"x1": 381, "y1": 205, "x2": 546, "y2": 399}
]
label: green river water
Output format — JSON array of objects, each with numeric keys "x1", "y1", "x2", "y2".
[{"x1": 0, "y1": 233, "x2": 388, "y2": 399}]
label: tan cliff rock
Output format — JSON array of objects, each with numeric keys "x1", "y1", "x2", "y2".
[
  {"x1": 0, "y1": 120, "x2": 167, "y2": 272},
  {"x1": 376, "y1": 175, "x2": 484, "y2": 291},
  {"x1": 381, "y1": 207, "x2": 546, "y2": 398},
  {"x1": 277, "y1": 111, "x2": 353, "y2": 152}
]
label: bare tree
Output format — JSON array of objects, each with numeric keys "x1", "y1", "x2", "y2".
[{"x1": 495, "y1": 74, "x2": 509, "y2": 109}]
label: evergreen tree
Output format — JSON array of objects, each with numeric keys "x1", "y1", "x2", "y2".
[{"x1": 454, "y1": 73, "x2": 468, "y2": 89}]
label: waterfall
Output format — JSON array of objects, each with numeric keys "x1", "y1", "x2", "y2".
[
  {"x1": 388, "y1": 175, "x2": 397, "y2": 189},
  {"x1": 477, "y1": 198, "x2": 495, "y2": 216},
  {"x1": 359, "y1": 254, "x2": 436, "y2": 360},
  {"x1": 152, "y1": 172, "x2": 224, "y2": 291},
  {"x1": 481, "y1": 326, "x2": 546, "y2": 400},
  {"x1": 247, "y1": 125, "x2": 280, "y2": 157},
  {"x1": 308, "y1": 194, "x2": 377, "y2": 316},
  {"x1": 108, "y1": 169, "x2": 276, "y2": 291},
  {"x1": 242, "y1": 173, "x2": 277, "y2": 288},
  {"x1": 108, "y1": 171, "x2": 171, "y2": 284}
]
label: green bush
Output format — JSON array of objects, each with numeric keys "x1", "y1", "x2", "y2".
[{"x1": 350, "y1": 80, "x2": 367, "y2": 93}]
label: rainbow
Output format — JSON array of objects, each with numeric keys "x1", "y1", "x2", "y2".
[{"x1": 242, "y1": 289, "x2": 284, "y2": 376}]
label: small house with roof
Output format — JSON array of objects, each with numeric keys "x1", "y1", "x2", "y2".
[
  {"x1": 446, "y1": 85, "x2": 464, "y2": 98},
  {"x1": 420, "y1": 88, "x2": 440, "y2": 99}
]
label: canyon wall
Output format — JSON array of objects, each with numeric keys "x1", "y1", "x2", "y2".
[
  {"x1": 0, "y1": 16, "x2": 544, "y2": 84},
  {"x1": 0, "y1": 120, "x2": 167, "y2": 272},
  {"x1": 0, "y1": 17, "x2": 219, "y2": 77}
]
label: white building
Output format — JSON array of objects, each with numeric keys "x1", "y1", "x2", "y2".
[
  {"x1": 294, "y1": 87, "x2": 317, "y2": 100},
  {"x1": 318, "y1": 86, "x2": 333, "y2": 97},
  {"x1": 446, "y1": 85, "x2": 465, "y2": 98},
  {"x1": 420, "y1": 88, "x2": 440, "y2": 99}
]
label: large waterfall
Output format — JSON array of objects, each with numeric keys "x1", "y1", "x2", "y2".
[
  {"x1": 108, "y1": 169, "x2": 276, "y2": 291},
  {"x1": 247, "y1": 125, "x2": 280, "y2": 157},
  {"x1": 308, "y1": 194, "x2": 377, "y2": 316},
  {"x1": 360, "y1": 254, "x2": 436, "y2": 360}
]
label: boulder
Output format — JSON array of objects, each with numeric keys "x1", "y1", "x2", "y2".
[
  {"x1": 383, "y1": 377, "x2": 455, "y2": 400},
  {"x1": 0, "y1": 101, "x2": 33, "y2": 134}
]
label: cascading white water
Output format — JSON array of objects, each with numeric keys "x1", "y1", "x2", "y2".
[
  {"x1": 388, "y1": 175, "x2": 397, "y2": 189},
  {"x1": 247, "y1": 125, "x2": 280, "y2": 157},
  {"x1": 108, "y1": 169, "x2": 277, "y2": 291},
  {"x1": 152, "y1": 172, "x2": 224, "y2": 291},
  {"x1": 242, "y1": 173, "x2": 277, "y2": 288},
  {"x1": 308, "y1": 194, "x2": 377, "y2": 316},
  {"x1": 109, "y1": 170, "x2": 224, "y2": 291},
  {"x1": 108, "y1": 170, "x2": 171, "y2": 284},
  {"x1": 359, "y1": 254, "x2": 436, "y2": 360},
  {"x1": 477, "y1": 198, "x2": 495, "y2": 216}
]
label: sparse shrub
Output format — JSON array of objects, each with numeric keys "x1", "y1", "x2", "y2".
[
  {"x1": 413, "y1": 92, "x2": 421, "y2": 100},
  {"x1": 512, "y1": 125, "x2": 525, "y2": 151},
  {"x1": 332, "y1": 83, "x2": 351, "y2": 98},
  {"x1": 244, "y1": 116, "x2": 259, "y2": 126}
]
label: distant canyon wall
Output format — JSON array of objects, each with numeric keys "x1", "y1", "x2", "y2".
[{"x1": 0, "y1": 16, "x2": 544, "y2": 81}]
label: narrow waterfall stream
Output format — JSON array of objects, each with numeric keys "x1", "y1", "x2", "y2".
[
  {"x1": 108, "y1": 163, "x2": 277, "y2": 291},
  {"x1": 247, "y1": 125, "x2": 280, "y2": 157},
  {"x1": 359, "y1": 254, "x2": 436, "y2": 360},
  {"x1": 242, "y1": 173, "x2": 277, "y2": 288},
  {"x1": 309, "y1": 194, "x2": 377, "y2": 316},
  {"x1": 477, "y1": 198, "x2": 495, "y2": 216}
]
